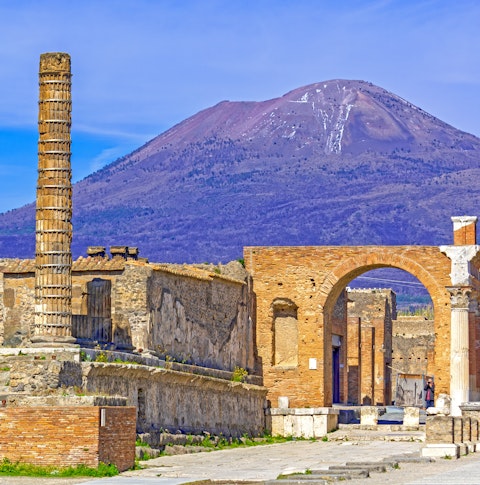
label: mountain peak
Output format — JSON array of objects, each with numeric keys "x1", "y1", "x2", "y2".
[{"x1": 0, "y1": 80, "x2": 478, "y2": 263}]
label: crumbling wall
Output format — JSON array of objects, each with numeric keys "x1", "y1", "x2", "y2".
[
  {"x1": 145, "y1": 264, "x2": 255, "y2": 372},
  {"x1": 83, "y1": 362, "x2": 266, "y2": 437},
  {"x1": 0, "y1": 272, "x2": 35, "y2": 347},
  {"x1": 391, "y1": 316, "x2": 434, "y2": 398},
  {"x1": 0, "y1": 259, "x2": 256, "y2": 375},
  {"x1": 347, "y1": 289, "x2": 395, "y2": 405}
]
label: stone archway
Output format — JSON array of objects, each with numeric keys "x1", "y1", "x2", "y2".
[{"x1": 245, "y1": 219, "x2": 480, "y2": 415}]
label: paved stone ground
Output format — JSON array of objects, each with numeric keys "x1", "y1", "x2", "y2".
[{"x1": 4, "y1": 427, "x2": 480, "y2": 484}]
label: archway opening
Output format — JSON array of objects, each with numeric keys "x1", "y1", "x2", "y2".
[{"x1": 330, "y1": 267, "x2": 434, "y2": 407}]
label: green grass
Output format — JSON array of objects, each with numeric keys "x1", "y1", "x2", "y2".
[
  {"x1": 180, "y1": 433, "x2": 296, "y2": 453},
  {"x1": 0, "y1": 458, "x2": 118, "y2": 477}
]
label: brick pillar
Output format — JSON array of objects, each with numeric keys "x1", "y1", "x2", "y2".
[
  {"x1": 452, "y1": 216, "x2": 477, "y2": 246},
  {"x1": 360, "y1": 325, "x2": 375, "y2": 405},
  {"x1": 32, "y1": 52, "x2": 75, "y2": 346},
  {"x1": 347, "y1": 316, "x2": 361, "y2": 404}
]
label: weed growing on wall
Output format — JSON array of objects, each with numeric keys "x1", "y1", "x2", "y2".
[
  {"x1": 95, "y1": 352, "x2": 108, "y2": 363},
  {"x1": 231, "y1": 366, "x2": 248, "y2": 382}
]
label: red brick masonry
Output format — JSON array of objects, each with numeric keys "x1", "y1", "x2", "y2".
[{"x1": 0, "y1": 406, "x2": 136, "y2": 472}]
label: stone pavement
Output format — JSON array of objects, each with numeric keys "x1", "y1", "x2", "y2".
[{"x1": 4, "y1": 427, "x2": 480, "y2": 484}]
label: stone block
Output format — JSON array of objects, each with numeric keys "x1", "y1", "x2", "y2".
[
  {"x1": 265, "y1": 407, "x2": 338, "y2": 438},
  {"x1": 421, "y1": 443, "x2": 460, "y2": 459},
  {"x1": 360, "y1": 406, "x2": 378, "y2": 427},
  {"x1": 403, "y1": 406, "x2": 420, "y2": 427},
  {"x1": 426, "y1": 415, "x2": 454, "y2": 443}
]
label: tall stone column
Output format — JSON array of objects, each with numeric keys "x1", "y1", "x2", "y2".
[
  {"x1": 31, "y1": 52, "x2": 75, "y2": 346},
  {"x1": 441, "y1": 216, "x2": 480, "y2": 415},
  {"x1": 448, "y1": 286, "x2": 471, "y2": 416}
]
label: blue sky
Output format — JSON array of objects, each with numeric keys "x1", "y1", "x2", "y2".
[{"x1": 0, "y1": 0, "x2": 479, "y2": 213}]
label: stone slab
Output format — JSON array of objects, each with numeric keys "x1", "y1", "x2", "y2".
[{"x1": 421, "y1": 443, "x2": 460, "y2": 459}]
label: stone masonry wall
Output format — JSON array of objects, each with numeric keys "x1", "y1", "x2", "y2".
[
  {"x1": 83, "y1": 362, "x2": 267, "y2": 437},
  {"x1": 0, "y1": 273, "x2": 35, "y2": 347},
  {"x1": 0, "y1": 406, "x2": 136, "y2": 471},
  {"x1": 392, "y1": 316, "x2": 434, "y2": 397},
  {"x1": 145, "y1": 265, "x2": 255, "y2": 372},
  {"x1": 1, "y1": 349, "x2": 267, "y2": 439},
  {"x1": 0, "y1": 260, "x2": 255, "y2": 375},
  {"x1": 244, "y1": 245, "x2": 452, "y2": 408}
]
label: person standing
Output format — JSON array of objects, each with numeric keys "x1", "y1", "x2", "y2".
[{"x1": 424, "y1": 378, "x2": 435, "y2": 408}]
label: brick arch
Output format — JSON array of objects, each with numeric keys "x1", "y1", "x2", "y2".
[
  {"x1": 315, "y1": 248, "x2": 452, "y2": 405},
  {"x1": 244, "y1": 245, "x2": 454, "y2": 408},
  {"x1": 319, "y1": 250, "x2": 449, "y2": 315}
]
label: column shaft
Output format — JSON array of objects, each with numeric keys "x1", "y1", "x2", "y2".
[
  {"x1": 449, "y1": 287, "x2": 471, "y2": 416},
  {"x1": 32, "y1": 52, "x2": 75, "y2": 346}
]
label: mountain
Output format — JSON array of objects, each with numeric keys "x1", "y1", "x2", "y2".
[{"x1": 0, "y1": 79, "x2": 479, "y2": 263}]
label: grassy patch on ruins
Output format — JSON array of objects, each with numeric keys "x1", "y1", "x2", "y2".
[{"x1": 0, "y1": 458, "x2": 118, "y2": 477}]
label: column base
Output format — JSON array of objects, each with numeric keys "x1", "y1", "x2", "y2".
[{"x1": 30, "y1": 335, "x2": 78, "y2": 348}]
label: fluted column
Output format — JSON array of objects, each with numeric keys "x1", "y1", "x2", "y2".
[
  {"x1": 31, "y1": 52, "x2": 75, "y2": 346},
  {"x1": 448, "y1": 286, "x2": 471, "y2": 416}
]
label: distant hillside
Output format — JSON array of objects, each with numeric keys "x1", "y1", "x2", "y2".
[{"x1": 0, "y1": 79, "x2": 478, "y2": 263}]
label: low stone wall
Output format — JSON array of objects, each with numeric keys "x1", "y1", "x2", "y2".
[
  {"x1": 1, "y1": 348, "x2": 268, "y2": 438},
  {"x1": 422, "y1": 414, "x2": 480, "y2": 458},
  {"x1": 83, "y1": 361, "x2": 267, "y2": 437},
  {"x1": 0, "y1": 405, "x2": 136, "y2": 471}
]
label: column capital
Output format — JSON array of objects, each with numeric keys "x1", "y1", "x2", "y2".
[
  {"x1": 440, "y1": 245, "x2": 480, "y2": 286},
  {"x1": 447, "y1": 286, "x2": 472, "y2": 310}
]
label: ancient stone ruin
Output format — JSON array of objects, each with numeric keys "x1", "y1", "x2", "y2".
[{"x1": 1, "y1": 52, "x2": 480, "y2": 468}]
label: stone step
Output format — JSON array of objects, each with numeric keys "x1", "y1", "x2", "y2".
[
  {"x1": 311, "y1": 468, "x2": 369, "y2": 477},
  {"x1": 329, "y1": 463, "x2": 387, "y2": 473},
  {"x1": 264, "y1": 480, "x2": 328, "y2": 485},
  {"x1": 344, "y1": 461, "x2": 390, "y2": 471},
  {"x1": 384, "y1": 454, "x2": 435, "y2": 463}
]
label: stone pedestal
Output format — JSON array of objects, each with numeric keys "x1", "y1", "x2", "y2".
[
  {"x1": 360, "y1": 406, "x2": 378, "y2": 427},
  {"x1": 265, "y1": 407, "x2": 339, "y2": 438},
  {"x1": 422, "y1": 443, "x2": 460, "y2": 459},
  {"x1": 403, "y1": 406, "x2": 420, "y2": 427}
]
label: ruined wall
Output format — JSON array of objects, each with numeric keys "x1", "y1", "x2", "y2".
[
  {"x1": 244, "y1": 245, "x2": 452, "y2": 408},
  {"x1": 0, "y1": 272, "x2": 35, "y2": 347},
  {"x1": 347, "y1": 289, "x2": 395, "y2": 405},
  {"x1": 391, "y1": 316, "x2": 434, "y2": 397},
  {"x1": 0, "y1": 406, "x2": 136, "y2": 471},
  {"x1": 1, "y1": 349, "x2": 267, "y2": 438},
  {"x1": 83, "y1": 363, "x2": 266, "y2": 437},
  {"x1": 144, "y1": 264, "x2": 255, "y2": 372},
  {"x1": 0, "y1": 259, "x2": 255, "y2": 374}
]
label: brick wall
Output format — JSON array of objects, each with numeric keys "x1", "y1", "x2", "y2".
[
  {"x1": 347, "y1": 317, "x2": 361, "y2": 404},
  {"x1": 99, "y1": 406, "x2": 137, "y2": 472},
  {"x1": 244, "y1": 245, "x2": 452, "y2": 407},
  {"x1": 0, "y1": 406, "x2": 136, "y2": 471}
]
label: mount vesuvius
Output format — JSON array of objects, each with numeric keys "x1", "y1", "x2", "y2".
[{"x1": 0, "y1": 79, "x2": 479, "y2": 263}]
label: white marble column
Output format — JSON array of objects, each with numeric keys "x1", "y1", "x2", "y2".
[{"x1": 448, "y1": 286, "x2": 471, "y2": 416}]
